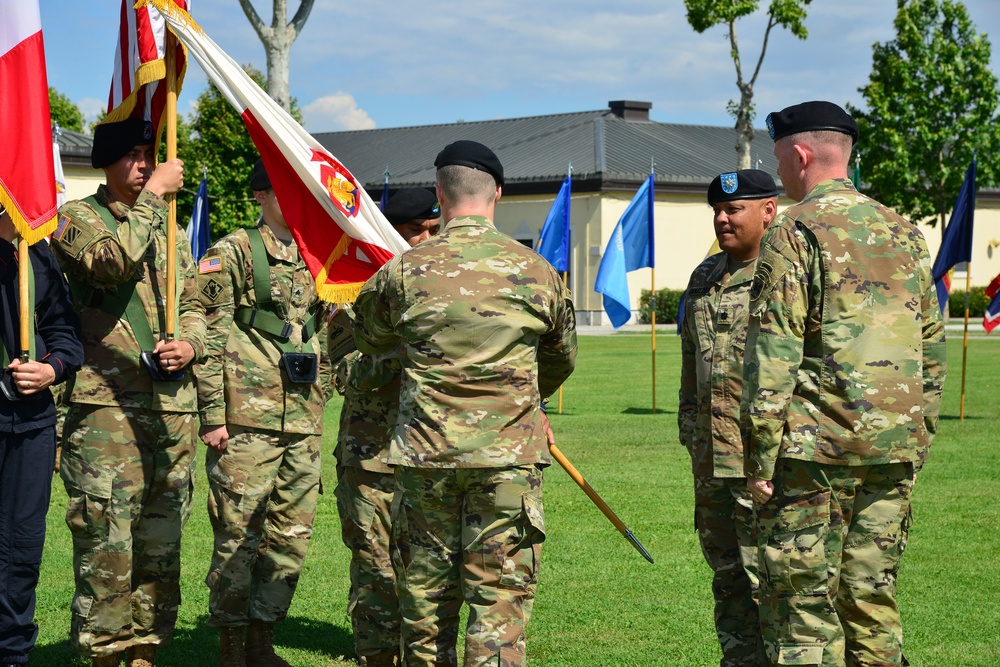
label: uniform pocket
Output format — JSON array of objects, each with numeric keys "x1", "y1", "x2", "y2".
[
  {"x1": 206, "y1": 451, "x2": 249, "y2": 497},
  {"x1": 758, "y1": 488, "x2": 830, "y2": 596},
  {"x1": 499, "y1": 494, "x2": 546, "y2": 590}
]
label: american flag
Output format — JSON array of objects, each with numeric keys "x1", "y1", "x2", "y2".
[{"x1": 103, "y1": 0, "x2": 188, "y2": 146}]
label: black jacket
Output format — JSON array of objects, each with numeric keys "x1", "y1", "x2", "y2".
[{"x1": 1, "y1": 238, "x2": 84, "y2": 433}]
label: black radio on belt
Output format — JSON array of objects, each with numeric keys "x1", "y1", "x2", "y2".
[{"x1": 281, "y1": 352, "x2": 318, "y2": 384}]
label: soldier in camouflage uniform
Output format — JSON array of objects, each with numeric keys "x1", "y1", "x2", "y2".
[
  {"x1": 353, "y1": 141, "x2": 578, "y2": 667},
  {"x1": 196, "y1": 159, "x2": 334, "y2": 667},
  {"x1": 679, "y1": 169, "x2": 778, "y2": 667},
  {"x1": 742, "y1": 101, "x2": 947, "y2": 666},
  {"x1": 334, "y1": 188, "x2": 441, "y2": 667},
  {"x1": 50, "y1": 117, "x2": 206, "y2": 667}
]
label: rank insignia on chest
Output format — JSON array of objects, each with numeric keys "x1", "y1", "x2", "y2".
[
  {"x1": 199, "y1": 257, "x2": 222, "y2": 274},
  {"x1": 201, "y1": 277, "x2": 224, "y2": 302}
]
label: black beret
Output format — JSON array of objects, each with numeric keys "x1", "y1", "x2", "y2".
[
  {"x1": 707, "y1": 169, "x2": 779, "y2": 206},
  {"x1": 383, "y1": 188, "x2": 440, "y2": 225},
  {"x1": 250, "y1": 158, "x2": 271, "y2": 191},
  {"x1": 765, "y1": 101, "x2": 858, "y2": 144},
  {"x1": 434, "y1": 140, "x2": 504, "y2": 186},
  {"x1": 91, "y1": 117, "x2": 155, "y2": 168}
]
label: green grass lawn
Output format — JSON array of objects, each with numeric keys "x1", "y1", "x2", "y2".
[{"x1": 28, "y1": 334, "x2": 1000, "y2": 666}]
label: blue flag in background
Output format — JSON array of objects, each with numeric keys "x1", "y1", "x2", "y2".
[
  {"x1": 595, "y1": 174, "x2": 655, "y2": 328},
  {"x1": 537, "y1": 177, "x2": 571, "y2": 272},
  {"x1": 187, "y1": 177, "x2": 210, "y2": 260},
  {"x1": 932, "y1": 159, "x2": 976, "y2": 313}
]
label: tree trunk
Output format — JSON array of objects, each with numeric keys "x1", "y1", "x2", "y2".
[
  {"x1": 734, "y1": 86, "x2": 754, "y2": 170},
  {"x1": 266, "y1": 28, "x2": 291, "y2": 111}
]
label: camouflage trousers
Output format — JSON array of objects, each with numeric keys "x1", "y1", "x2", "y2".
[
  {"x1": 334, "y1": 465, "x2": 399, "y2": 661},
  {"x1": 205, "y1": 426, "x2": 321, "y2": 627},
  {"x1": 392, "y1": 465, "x2": 546, "y2": 667},
  {"x1": 693, "y1": 475, "x2": 761, "y2": 667},
  {"x1": 60, "y1": 404, "x2": 196, "y2": 658},
  {"x1": 755, "y1": 459, "x2": 914, "y2": 666}
]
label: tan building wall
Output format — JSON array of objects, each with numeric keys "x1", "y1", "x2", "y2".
[{"x1": 495, "y1": 189, "x2": 1000, "y2": 326}]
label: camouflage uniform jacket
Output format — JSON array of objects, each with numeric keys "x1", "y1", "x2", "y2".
[
  {"x1": 196, "y1": 221, "x2": 332, "y2": 435},
  {"x1": 353, "y1": 215, "x2": 578, "y2": 469},
  {"x1": 742, "y1": 179, "x2": 947, "y2": 480},
  {"x1": 334, "y1": 349, "x2": 401, "y2": 473},
  {"x1": 51, "y1": 185, "x2": 207, "y2": 412},
  {"x1": 679, "y1": 252, "x2": 755, "y2": 478}
]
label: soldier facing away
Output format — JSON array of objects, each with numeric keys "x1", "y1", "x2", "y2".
[
  {"x1": 196, "y1": 158, "x2": 334, "y2": 667},
  {"x1": 679, "y1": 169, "x2": 778, "y2": 666},
  {"x1": 743, "y1": 101, "x2": 947, "y2": 666},
  {"x1": 50, "y1": 117, "x2": 207, "y2": 667},
  {"x1": 352, "y1": 140, "x2": 578, "y2": 667},
  {"x1": 334, "y1": 187, "x2": 441, "y2": 667}
]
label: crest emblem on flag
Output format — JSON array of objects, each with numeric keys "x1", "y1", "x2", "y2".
[
  {"x1": 312, "y1": 150, "x2": 359, "y2": 218},
  {"x1": 721, "y1": 173, "x2": 738, "y2": 194}
]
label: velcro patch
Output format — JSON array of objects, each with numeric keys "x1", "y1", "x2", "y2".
[
  {"x1": 201, "y1": 277, "x2": 225, "y2": 302},
  {"x1": 52, "y1": 215, "x2": 98, "y2": 259},
  {"x1": 199, "y1": 256, "x2": 223, "y2": 274},
  {"x1": 749, "y1": 243, "x2": 794, "y2": 314}
]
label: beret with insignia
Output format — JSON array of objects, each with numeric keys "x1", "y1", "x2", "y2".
[
  {"x1": 250, "y1": 158, "x2": 271, "y2": 191},
  {"x1": 434, "y1": 140, "x2": 504, "y2": 186},
  {"x1": 765, "y1": 101, "x2": 859, "y2": 144},
  {"x1": 92, "y1": 117, "x2": 155, "y2": 168},
  {"x1": 707, "y1": 169, "x2": 779, "y2": 205},
  {"x1": 383, "y1": 188, "x2": 440, "y2": 226}
]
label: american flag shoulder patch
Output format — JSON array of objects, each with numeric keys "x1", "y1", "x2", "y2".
[
  {"x1": 199, "y1": 256, "x2": 222, "y2": 274},
  {"x1": 54, "y1": 214, "x2": 72, "y2": 241}
]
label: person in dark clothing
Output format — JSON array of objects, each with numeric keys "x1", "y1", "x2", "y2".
[{"x1": 0, "y1": 203, "x2": 83, "y2": 667}]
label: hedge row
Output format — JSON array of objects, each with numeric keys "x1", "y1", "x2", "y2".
[
  {"x1": 637, "y1": 288, "x2": 685, "y2": 324},
  {"x1": 948, "y1": 288, "x2": 993, "y2": 318},
  {"x1": 635, "y1": 286, "x2": 991, "y2": 324}
]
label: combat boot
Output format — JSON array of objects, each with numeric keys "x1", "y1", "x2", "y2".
[
  {"x1": 359, "y1": 650, "x2": 399, "y2": 666},
  {"x1": 91, "y1": 654, "x2": 120, "y2": 667},
  {"x1": 125, "y1": 644, "x2": 156, "y2": 667},
  {"x1": 245, "y1": 620, "x2": 291, "y2": 667},
  {"x1": 219, "y1": 626, "x2": 247, "y2": 667}
]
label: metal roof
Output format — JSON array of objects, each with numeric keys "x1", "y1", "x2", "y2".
[{"x1": 314, "y1": 103, "x2": 780, "y2": 195}]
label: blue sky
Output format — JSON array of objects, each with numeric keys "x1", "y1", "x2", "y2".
[{"x1": 41, "y1": 1, "x2": 1000, "y2": 134}]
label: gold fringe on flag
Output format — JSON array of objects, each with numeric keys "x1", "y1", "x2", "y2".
[{"x1": 0, "y1": 190, "x2": 56, "y2": 246}]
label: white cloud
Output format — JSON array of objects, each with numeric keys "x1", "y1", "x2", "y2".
[
  {"x1": 302, "y1": 93, "x2": 376, "y2": 132},
  {"x1": 77, "y1": 97, "x2": 105, "y2": 125}
]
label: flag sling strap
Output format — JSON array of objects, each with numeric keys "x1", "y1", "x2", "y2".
[
  {"x1": 64, "y1": 197, "x2": 170, "y2": 351},
  {"x1": 233, "y1": 226, "x2": 320, "y2": 353},
  {"x1": 0, "y1": 254, "x2": 36, "y2": 365}
]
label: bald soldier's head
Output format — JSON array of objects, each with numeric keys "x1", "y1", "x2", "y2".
[{"x1": 766, "y1": 101, "x2": 857, "y2": 202}]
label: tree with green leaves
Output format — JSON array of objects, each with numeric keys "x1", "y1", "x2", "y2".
[
  {"x1": 173, "y1": 65, "x2": 301, "y2": 240},
  {"x1": 684, "y1": 0, "x2": 812, "y2": 169},
  {"x1": 48, "y1": 87, "x2": 85, "y2": 133},
  {"x1": 850, "y1": 0, "x2": 1000, "y2": 239}
]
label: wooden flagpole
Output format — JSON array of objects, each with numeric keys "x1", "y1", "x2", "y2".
[
  {"x1": 18, "y1": 237, "x2": 30, "y2": 364},
  {"x1": 650, "y1": 160, "x2": 656, "y2": 414},
  {"x1": 960, "y1": 267, "x2": 971, "y2": 420},
  {"x1": 557, "y1": 162, "x2": 572, "y2": 415},
  {"x1": 164, "y1": 31, "x2": 178, "y2": 341}
]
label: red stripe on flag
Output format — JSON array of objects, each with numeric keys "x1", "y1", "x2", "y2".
[
  {"x1": 986, "y1": 272, "x2": 1000, "y2": 300},
  {"x1": 241, "y1": 109, "x2": 395, "y2": 292},
  {"x1": 0, "y1": 22, "x2": 57, "y2": 243}
]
